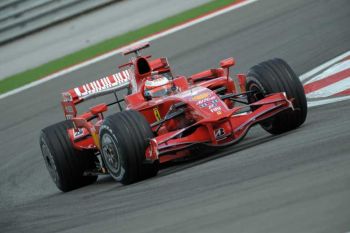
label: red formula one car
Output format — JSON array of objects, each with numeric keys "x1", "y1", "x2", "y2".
[{"x1": 40, "y1": 43, "x2": 307, "y2": 191}]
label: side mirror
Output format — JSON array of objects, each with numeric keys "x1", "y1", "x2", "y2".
[{"x1": 220, "y1": 57, "x2": 235, "y2": 69}]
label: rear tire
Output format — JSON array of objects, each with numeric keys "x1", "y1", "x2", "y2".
[
  {"x1": 99, "y1": 110, "x2": 159, "y2": 184},
  {"x1": 246, "y1": 58, "x2": 307, "y2": 134},
  {"x1": 40, "y1": 120, "x2": 97, "y2": 192}
]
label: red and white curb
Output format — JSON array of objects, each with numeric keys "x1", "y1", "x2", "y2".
[{"x1": 300, "y1": 51, "x2": 350, "y2": 107}]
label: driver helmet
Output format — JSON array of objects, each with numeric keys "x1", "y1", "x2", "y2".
[{"x1": 144, "y1": 74, "x2": 172, "y2": 98}]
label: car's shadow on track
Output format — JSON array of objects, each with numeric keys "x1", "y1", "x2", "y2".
[
  {"x1": 94, "y1": 126, "x2": 304, "y2": 187},
  {"x1": 158, "y1": 135, "x2": 279, "y2": 177},
  {"x1": 30, "y1": 126, "x2": 304, "y2": 207},
  {"x1": 155, "y1": 124, "x2": 308, "y2": 178}
]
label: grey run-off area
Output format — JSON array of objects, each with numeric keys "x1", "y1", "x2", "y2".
[{"x1": 0, "y1": 0, "x2": 349, "y2": 232}]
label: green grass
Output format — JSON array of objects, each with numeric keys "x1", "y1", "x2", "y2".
[{"x1": 0, "y1": 0, "x2": 237, "y2": 94}]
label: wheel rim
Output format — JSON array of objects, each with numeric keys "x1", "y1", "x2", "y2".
[
  {"x1": 41, "y1": 141, "x2": 59, "y2": 184},
  {"x1": 248, "y1": 81, "x2": 273, "y2": 129},
  {"x1": 248, "y1": 82, "x2": 265, "y2": 102},
  {"x1": 101, "y1": 134, "x2": 121, "y2": 174}
]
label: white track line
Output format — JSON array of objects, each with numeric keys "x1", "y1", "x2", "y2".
[
  {"x1": 0, "y1": 0, "x2": 258, "y2": 100},
  {"x1": 307, "y1": 95, "x2": 350, "y2": 107},
  {"x1": 304, "y1": 60, "x2": 350, "y2": 85},
  {"x1": 299, "y1": 51, "x2": 350, "y2": 82}
]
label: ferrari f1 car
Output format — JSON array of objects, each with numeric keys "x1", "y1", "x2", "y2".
[{"x1": 40, "y1": 43, "x2": 307, "y2": 191}]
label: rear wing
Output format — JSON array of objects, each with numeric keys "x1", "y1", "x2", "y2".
[
  {"x1": 64, "y1": 69, "x2": 131, "y2": 103},
  {"x1": 61, "y1": 69, "x2": 131, "y2": 118}
]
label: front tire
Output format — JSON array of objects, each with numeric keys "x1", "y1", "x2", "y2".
[
  {"x1": 40, "y1": 120, "x2": 97, "y2": 192},
  {"x1": 99, "y1": 110, "x2": 159, "y2": 184},
  {"x1": 246, "y1": 58, "x2": 307, "y2": 134}
]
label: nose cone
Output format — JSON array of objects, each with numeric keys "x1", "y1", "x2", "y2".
[{"x1": 180, "y1": 86, "x2": 230, "y2": 119}]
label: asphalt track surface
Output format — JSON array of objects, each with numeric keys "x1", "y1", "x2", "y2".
[{"x1": 0, "y1": 0, "x2": 349, "y2": 232}]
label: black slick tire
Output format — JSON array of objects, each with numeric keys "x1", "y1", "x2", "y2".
[
  {"x1": 246, "y1": 58, "x2": 307, "y2": 134},
  {"x1": 99, "y1": 110, "x2": 159, "y2": 184},
  {"x1": 39, "y1": 120, "x2": 97, "y2": 192}
]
